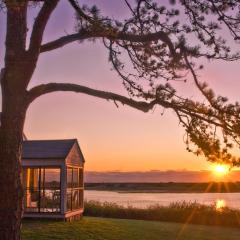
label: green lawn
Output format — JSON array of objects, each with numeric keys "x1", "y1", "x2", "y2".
[{"x1": 22, "y1": 217, "x2": 240, "y2": 240}]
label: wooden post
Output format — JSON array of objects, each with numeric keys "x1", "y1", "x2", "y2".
[{"x1": 61, "y1": 164, "x2": 67, "y2": 215}]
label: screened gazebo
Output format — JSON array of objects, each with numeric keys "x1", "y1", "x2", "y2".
[{"x1": 22, "y1": 139, "x2": 85, "y2": 221}]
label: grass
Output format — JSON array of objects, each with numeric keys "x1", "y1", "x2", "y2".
[
  {"x1": 84, "y1": 200, "x2": 240, "y2": 227},
  {"x1": 22, "y1": 216, "x2": 240, "y2": 240}
]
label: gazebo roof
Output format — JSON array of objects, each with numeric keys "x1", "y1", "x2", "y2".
[{"x1": 22, "y1": 139, "x2": 77, "y2": 159}]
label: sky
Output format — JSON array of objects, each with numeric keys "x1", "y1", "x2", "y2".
[{"x1": 1, "y1": 1, "x2": 240, "y2": 173}]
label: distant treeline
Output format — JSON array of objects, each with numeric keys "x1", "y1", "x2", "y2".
[{"x1": 85, "y1": 182, "x2": 240, "y2": 193}]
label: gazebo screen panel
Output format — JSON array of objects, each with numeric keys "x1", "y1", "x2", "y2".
[
  {"x1": 67, "y1": 167, "x2": 84, "y2": 211},
  {"x1": 23, "y1": 167, "x2": 61, "y2": 213}
]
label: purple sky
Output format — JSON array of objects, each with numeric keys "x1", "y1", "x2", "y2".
[{"x1": 1, "y1": 1, "x2": 240, "y2": 172}]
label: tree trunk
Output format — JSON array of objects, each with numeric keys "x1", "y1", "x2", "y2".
[
  {"x1": 0, "y1": 2, "x2": 37, "y2": 238},
  {"x1": 0, "y1": 1, "x2": 60, "y2": 239},
  {"x1": 0, "y1": 101, "x2": 27, "y2": 240}
]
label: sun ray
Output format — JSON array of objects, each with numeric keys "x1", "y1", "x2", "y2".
[
  {"x1": 176, "y1": 207, "x2": 197, "y2": 240},
  {"x1": 223, "y1": 181, "x2": 230, "y2": 193},
  {"x1": 177, "y1": 181, "x2": 217, "y2": 239},
  {"x1": 217, "y1": 181, "x2": 222, "y2": 193},
  {"x1": 235, "y1": 211, "x2": 240, "y2": 225},
  {"x1": 176, "y1": 169, "x2": 235, "y2": 239},
  {"x1": 204, "y1": 182, "x2": 213, "y2": 193}
]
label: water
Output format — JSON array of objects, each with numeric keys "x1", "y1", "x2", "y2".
[{"x1": 84, "y1": 190, "x2": 240, "y2": 209}]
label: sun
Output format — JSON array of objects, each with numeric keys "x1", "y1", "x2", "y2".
[{"x1": 213, "y1": 164, "x2": 229, "y2": 176}]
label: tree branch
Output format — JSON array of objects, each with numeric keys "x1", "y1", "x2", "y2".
[
  {"x1": 28, "y1": 0, "x2": 59, "y2": 55},
  {"x1": 40, "y1": 30, "x2": 94, "y2": 52},
  {"x1": 39, "y1": 0, "x2": 178, "y2": 54},
  {"x1": 27, "y1": 82, "x2": 228, "y2": 131},
  {"x1": 68, "y1": 0, "x2": 94, "y2": 24},
  {"x1": 27, "y1": 83, "x2": 157, "y2": 112},
  {"x1": 66, "y1": 0, "x2": 176, "y2": 54},
  {"x1": 40, "y1": 30, "x2": 176, "y2": 54}
]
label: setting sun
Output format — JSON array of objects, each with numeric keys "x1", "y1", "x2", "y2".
[{"x1": 213, "y1": 165, "x2": 230, "y2": 176}]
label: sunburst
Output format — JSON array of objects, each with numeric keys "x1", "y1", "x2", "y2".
[{"x1": 213, "y1": 164, "x2": 229, "y2": 176}]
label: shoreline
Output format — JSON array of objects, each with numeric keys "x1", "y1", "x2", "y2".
[{"x1": 85, "y1": 182, "x2": 240, "y2": 193}]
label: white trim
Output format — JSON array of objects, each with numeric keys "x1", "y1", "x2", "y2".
[{"x1": 65, "y1": 208, "x2": 84, "y2": 218}]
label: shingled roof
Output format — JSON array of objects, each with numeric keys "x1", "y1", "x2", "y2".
[{"x1": 22, "y1": 139, "x2": 77, "y2": 159}]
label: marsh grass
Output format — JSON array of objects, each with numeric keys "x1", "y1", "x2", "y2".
[{"x1": 84, "y1": 201, "x2": 240, "y2": 227}]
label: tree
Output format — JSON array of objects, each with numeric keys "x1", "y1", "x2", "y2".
[{"x1": 0, "y1": 0, "x2": 240, "y2": 239}]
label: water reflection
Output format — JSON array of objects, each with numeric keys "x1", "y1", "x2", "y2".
[
  {"x1": 85, "y1": 190, "x2": 240, "y2": 209},
  {"x1": 216, "y1": 199, "x2": 226, "y2": 210}
]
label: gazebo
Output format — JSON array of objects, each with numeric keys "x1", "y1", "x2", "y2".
[{"x1": 22, "y1": 139, "x2": 85, "y2": 221}]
